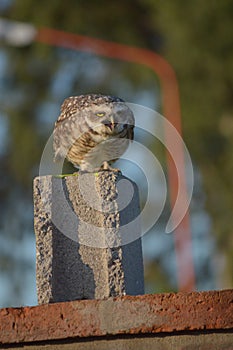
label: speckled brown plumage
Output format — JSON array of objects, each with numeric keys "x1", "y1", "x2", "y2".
[{"x1": 53, "y1": 93, "x2": 134, "y2": 172}]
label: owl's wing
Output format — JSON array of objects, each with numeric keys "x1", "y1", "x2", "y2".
[{"x1": 53, "y1": 128, "x2": 67, "y2": 162}]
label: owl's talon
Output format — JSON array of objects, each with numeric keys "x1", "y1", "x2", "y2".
[
  {"x1": 100, "y1": 161, "x2": 121, "y2": 174},
  {"x1": 102, "y1": 168, "x2": 122, "y2": 175}
]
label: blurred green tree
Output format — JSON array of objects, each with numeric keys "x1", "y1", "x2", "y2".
[{"x1": 0, "y1": 0, "x2": 232, "y2": 306}]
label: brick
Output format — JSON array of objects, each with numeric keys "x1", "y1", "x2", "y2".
[{"x1": 0, "y1": 290, "x2": 232, "y2": 344}]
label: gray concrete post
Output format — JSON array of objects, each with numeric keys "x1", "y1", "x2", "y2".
[{"x1": 33, "y1": 171, "x2": 144, "y2": 304}]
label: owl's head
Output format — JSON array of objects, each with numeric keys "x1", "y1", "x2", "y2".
[{"x1": 82, "y1": 100, "x2": 135, "y2": 136}]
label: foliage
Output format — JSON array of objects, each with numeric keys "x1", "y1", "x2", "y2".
[{"x1": 0, "y1": 0, "x2": 232, "y2": 305}]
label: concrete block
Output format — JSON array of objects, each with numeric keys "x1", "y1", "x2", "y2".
[{"x1": 33, "y1": 171, "x2": 144, "y2": 304}]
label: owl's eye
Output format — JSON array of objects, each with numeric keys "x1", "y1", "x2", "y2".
[{"x1": 96, "y1": 112, "x2": 105, "y2": 117}]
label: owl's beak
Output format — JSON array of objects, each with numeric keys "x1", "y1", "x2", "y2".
[
  {"x1": 103, "y1": 116, "x2": 116, "y2": 131},
  {"x1": 104, "y1": 122, "x2": 116, "y2": 130}
]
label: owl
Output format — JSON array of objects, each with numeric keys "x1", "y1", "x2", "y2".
[{"x1": 53, "y1": 94, "x2": 135, "y2": 172}]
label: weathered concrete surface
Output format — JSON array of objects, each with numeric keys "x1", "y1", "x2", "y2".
[
  {"x1": 0, "y1": 290, "x2": 232, "y2": 345},
  {"x1": 34, "y1": 172, "x2": 144, "y2": 304}
]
